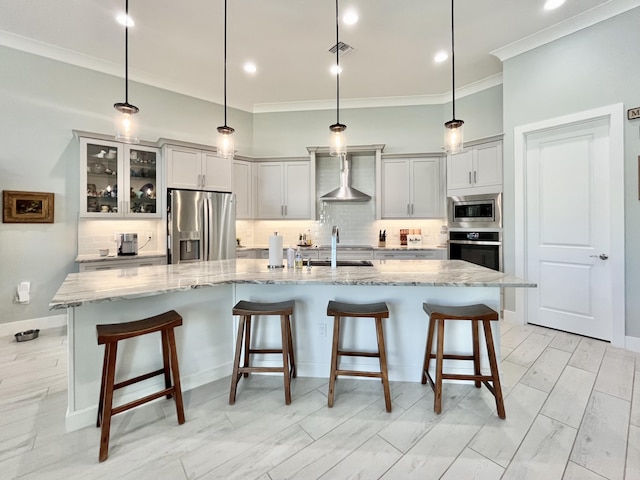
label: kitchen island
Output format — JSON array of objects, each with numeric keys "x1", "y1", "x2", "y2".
[{"x1": 50, "y1": 259, "x2": 535, "y2": 431}]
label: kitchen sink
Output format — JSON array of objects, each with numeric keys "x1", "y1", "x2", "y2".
[{"x1": 309, "y1": 260, "x2": 373, "y2": 267}]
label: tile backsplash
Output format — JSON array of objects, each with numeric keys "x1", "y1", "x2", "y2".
[{"x1": 77, "y1": 219, "x2": 165, "y2": 256}]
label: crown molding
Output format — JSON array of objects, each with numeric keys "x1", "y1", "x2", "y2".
[
  {"x1": 252, "y1": 73, "x2": 503, "y2": 114},
  {"x1": 491, "y1": 0, "x2": 640, "y2": 62}
]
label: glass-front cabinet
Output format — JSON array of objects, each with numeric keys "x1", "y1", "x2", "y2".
[{"x1": 80, "y1": 137, "x2": 161, "y2": 218}]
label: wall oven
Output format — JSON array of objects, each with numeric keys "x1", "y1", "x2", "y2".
[
  {"x1": 448, "y1": 193, "x2": 502, "y2": 229},
  {"x1": 448, "y1": 231, "x2": 502, "y2": 271}
]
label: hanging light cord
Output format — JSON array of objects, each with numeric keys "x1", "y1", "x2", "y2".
[
  {"x1": 335, "y1": 0, "x2": 340, "y2": 125},
  {"x1": 223, "y1": 0, "x2": 228, "y2": 127},
  {"x1": 124, "y1": 0, "x2": 130, "y2": 104},
  {"x1": 450, "y1": 0, "x2": 456, "y2": 119}
]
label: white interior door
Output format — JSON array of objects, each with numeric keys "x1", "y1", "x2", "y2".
[{"x1": 525, "y1": 117, "x2": 614, "y2": 340}]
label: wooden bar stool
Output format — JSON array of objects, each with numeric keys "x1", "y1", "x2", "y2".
[
  {"x1": 96, "y1": 310, "x2": 185, "y2": 462},
  {"x1": 327, "y1": 300, "x2": 392, "y2": 412},
  {"x1": 421, "y1": 303, "x2": 505, "y2": 419},
  {"x1": 230, "y1": 300, "x2": 296, "y2": 405}
]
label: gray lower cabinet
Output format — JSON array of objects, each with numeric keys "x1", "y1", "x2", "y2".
[
  {"x1": 78, "y1": 256, "x2": 166, "y2": 272},
  {"x1": 374, "y1": 249, "x2": 446, "y2": 260}
]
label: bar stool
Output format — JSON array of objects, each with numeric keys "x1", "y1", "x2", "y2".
[
  {"x1": 96, "y1": 310, "x2": 185, "y2": 462},
  {"x1": 327, "y1": 300, "x2": 392, "y2": 412},
  {"x1": 230, "y1": 300, "x2": 296, "y2": 405},
  {"x1": 421, "y1": 303, "x2": 505, "y2": 419}
]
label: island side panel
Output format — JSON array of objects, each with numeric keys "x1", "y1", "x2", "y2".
[
  {"x1": 234, "y1": 284, "x2": 501, "y2": 382},
  {"x1": 66, "y1": 284, "x2": 234, "y2": 432}
]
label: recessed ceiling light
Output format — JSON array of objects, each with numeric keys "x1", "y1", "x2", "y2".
[
  {"x1": 343, "y1": 10, "x2": 358, "y2": 25},
  {"x1": 544, "y1": 0, "x2": 565, "y2": 11},
  {"x1": 116, "y1": 13, "x2": 134, "y2": 27},
  {"x1": 330, "y1": 64, "x2": 343, "y2": 75},
  {"x1": 434, "y1": 51, "x2": 449, "y2": 63},
  {"x1": 243, "y1": 62, "x2": 257, "y2": 74}
]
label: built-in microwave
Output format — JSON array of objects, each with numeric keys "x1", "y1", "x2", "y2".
[{"x1": 448, "y1": 193, "x2": 502, "y2": 229}]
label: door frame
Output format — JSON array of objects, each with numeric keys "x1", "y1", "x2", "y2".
[{"x1": 514, "y1": 103, "x2": 625, "y2": 347}]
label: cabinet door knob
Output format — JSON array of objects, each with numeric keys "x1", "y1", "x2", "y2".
[{"x1": 468, "y1": 171, "x2": 472, "y2": 184}]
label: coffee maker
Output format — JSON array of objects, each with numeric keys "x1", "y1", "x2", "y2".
[{"x1": 117, "y1": 233, "x2": 138, "y2": 256}]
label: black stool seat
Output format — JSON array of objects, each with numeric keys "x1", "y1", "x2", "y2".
[
  {"x1": 96, "y1": 310, "x2": 185, "y2": 462},
  {"x1": 327, "y1": 300, "x2": 392, "y2": 412},
  {"x1": 230, "y1": 299, "x2": 296, "y2": 405},
  {"x1": 421, "y1": 303, "x2": 505, "y2": 419}
]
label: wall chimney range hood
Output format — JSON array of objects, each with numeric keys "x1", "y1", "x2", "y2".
[{"x1": 321, "y1": 154, "x2": 371, "y2": 202}]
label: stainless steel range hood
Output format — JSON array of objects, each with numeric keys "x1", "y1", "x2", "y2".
[{"x1": 321, "y1": 154, "x2": 371, "y2": 202}]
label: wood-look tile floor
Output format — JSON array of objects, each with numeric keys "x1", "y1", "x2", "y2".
[{"x1": 1, "y1": 323, "x2": 638, "y2": 479}]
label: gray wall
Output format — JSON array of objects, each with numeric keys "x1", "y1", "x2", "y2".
[
  {"x1": 252, "y1": 85, "x2": 503, "y2": 157},
  {"x1": 0, "y1": 45, "x2": 252, "y2": 325},
  {"x1": 502, "y1": 7, "x2": 640, "y2": 336}
]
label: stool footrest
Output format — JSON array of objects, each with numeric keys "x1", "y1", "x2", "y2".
[
  {"x1": 113, "y1": 368, "x2": 165, "y2": 391},
  {"x1": 442, "y1": 373, "x2": 496, "y2": 382},
  {"x1": 111, "y1": 387, "x2": 176, "y2": 417},
  {"x1": 336, "y1": 369, "x2": 383, "y2": 379},
  {"x1": 427, "y1": 353, "x2": 475, "y2": 361},
  {"x1": 249, "y1": 348, "x2": 284, "y2": 355},
  {"x1": 238, "y1": 366, "x2": 285, "y2": 374},
  {"x1": 338, "y1": 350, "x2": 380, "y2": 358}
]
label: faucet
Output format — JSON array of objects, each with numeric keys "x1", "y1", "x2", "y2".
[{"x1": 331, "y1": 226, "x2": 339, "y2": 269}]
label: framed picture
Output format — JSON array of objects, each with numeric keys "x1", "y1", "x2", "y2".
[{"x1": 3, "y1": 190, "x2": 54, "y2": 223}]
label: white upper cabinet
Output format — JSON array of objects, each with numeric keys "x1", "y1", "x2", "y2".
[
  {"x1": 233, "y1": 160, "x2": 253, "y2": 219},
  {"x1": 447, "y1": 140, "x2": 502, "y2": 195},
  {"x1": 165, "y1": 144, "x2": 232, "y2": 192},
  {"x1": 80, "y1": 137, "x2": 161, "y2": 218},
  {"x1": 256, "y1": 161, "x2": 310, "y2": 219},
  {"x1": 381, "y1": 157, "x2": 443, "y2": 218}
]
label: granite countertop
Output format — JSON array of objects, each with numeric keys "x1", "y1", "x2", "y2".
[
  {"x1": 50, "y1": 259, "x2": 535, "y2": 310},
  {"x1": 75, "y1": 251, "x2": 166, "y2": 263},
  {"x1": 237, "y1": 245, "x2": 447, "y2": 250}
]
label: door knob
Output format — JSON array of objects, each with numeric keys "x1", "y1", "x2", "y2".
[{"x1": 589, "y1": 254, "x2": 609, "y2": 260}]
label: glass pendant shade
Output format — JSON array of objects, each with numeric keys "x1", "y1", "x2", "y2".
[
  {"x1": 444, "y1": 119, "x2": 464, "y2": 154},
  {"x1": 329, "y1": 123, "x2": 347, "y2": 156},
  {"x1": 114, "y1": 102, "x2": 140, "y2": 144},
  {"x1": 216, "y1": 125, "x2": 235, "y2": 159}
]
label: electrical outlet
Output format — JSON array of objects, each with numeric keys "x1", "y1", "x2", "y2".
[{"x1": 318, "y1": 323, "x2": 327, "y2": 338}]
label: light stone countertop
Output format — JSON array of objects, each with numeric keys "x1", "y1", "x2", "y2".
[
  {"x1": 237, "y1": 245, "x2": 447, "y2": 250},
  {"x1": 50, "y1": 259, "x2": 535, "y2": 310}
]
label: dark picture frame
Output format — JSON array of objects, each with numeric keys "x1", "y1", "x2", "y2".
[{"x1": 3, "y1": 190, "x2": 54, "y2": 223}]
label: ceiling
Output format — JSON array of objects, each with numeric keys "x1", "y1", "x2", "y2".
[{"x1": 0, "y1": 0, "x2": 635, "y2": 112}]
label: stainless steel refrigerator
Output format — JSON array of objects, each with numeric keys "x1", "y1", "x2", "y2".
[{"x1": 167, "y1": 189, "x2": 236, "y2": 264}]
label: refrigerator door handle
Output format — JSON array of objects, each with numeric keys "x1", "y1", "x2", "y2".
[{"x1": 203, "y1": 195, "x2": 210, "y2": 261}]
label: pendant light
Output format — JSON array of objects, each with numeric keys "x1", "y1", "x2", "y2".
[
  {"x1": 114, "y1": 0, "x2": 140, "y2": 144},
  {"x1": 329, "y1": 0, "x2": 346, "y2": 157},
  {"x1": 444, "y1": 0, "x2": 464, "y2": 154},
  {"x1": 216, "y1": 0, "x2": 235, "y2": 159}
]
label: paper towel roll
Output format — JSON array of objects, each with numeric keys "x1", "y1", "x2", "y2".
[{"x1": 268, "y1": 233, "x2": 283, "y2": 267}]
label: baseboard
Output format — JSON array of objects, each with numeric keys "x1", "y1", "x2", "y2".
[
  {"x1": 626, "y1": 335, "x2": 640, "y2": 353},
  {"x1": 0, "y1": 314, "x2": 67, "y2": 337},
  {"x1": 502, "y1": 308, "x2": 522, "y2": 325}
]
